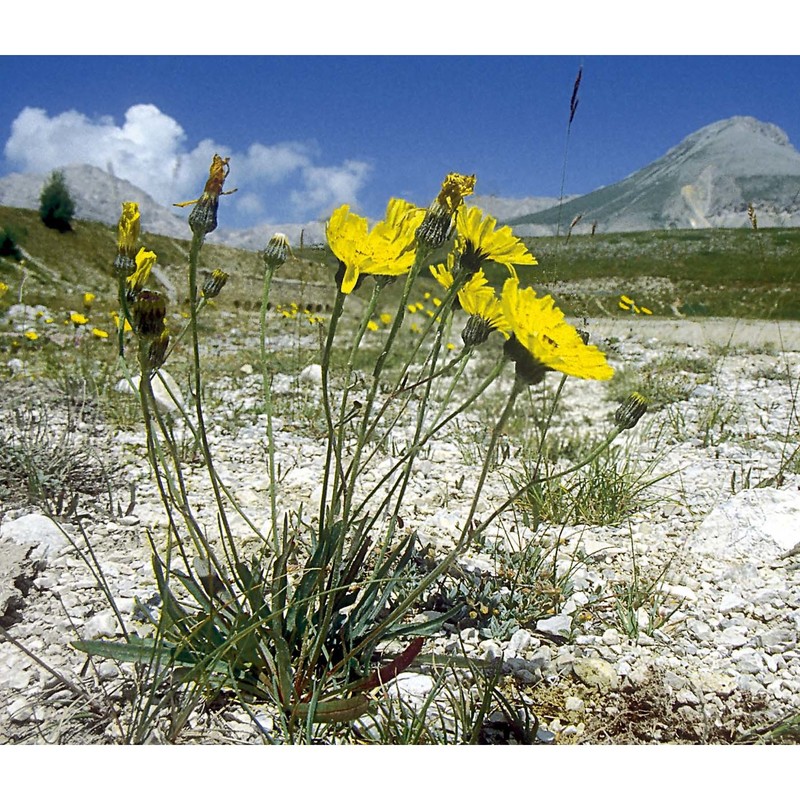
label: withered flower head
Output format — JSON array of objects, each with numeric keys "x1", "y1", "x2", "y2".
[
  {"x1": 146, "y1": 329, "x2": 170, "y2": 372},
  {"x1": 132, "y1": 290, "x2": 167, "y2": 338},
  {"x1": 416, "y1": 172, "x2": 476, "y2": 249},
  {"x1": 174, "y1": 154, "x2": 237, "y2": 237}
]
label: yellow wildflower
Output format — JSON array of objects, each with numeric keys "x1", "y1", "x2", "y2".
[
  {"x1": 501, "y1": 272, "x2": 614, "y2": 384},
  {"x1": 70, "y1": 312, "x2": 88, "y2": 326},
  {"x1": 456, "y1": 206, "x2": 537, "y2": 276},
  {"x1": 127, "y1": 248, "x2": 157, "y2": 297},
  {"x1": 367, "y1": 320, "x2": 380, "y2": 331},
  {"x1": 379, "y1": 313, "x2": 392, "y2": 326},
  {"x1": 327, "y1": 198, "x2": 423, "y2": 294},
  {"x1": 83, "y1": 292, "x2": 96, "y2": 307},
  {"x1": 24, "y1": 330, "x2": 39, "y2": 341},
  {"x1": 430, "y1": 257, "x2": 508, "y2": 334},
  {"x1": 0, "y1": 281, "x2": 9, "y2": 298},
  {"x1": 110, "y1": 310, "x2": 133, "y2": 333},
  {"x1": 115, "y1": 202, "x2": 140, "y2": 276},
  {"x1": 92, "y1": 327, "x2": 109, "y2": 339}
]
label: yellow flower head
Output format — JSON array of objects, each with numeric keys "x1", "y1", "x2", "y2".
[
  {"x1": 0, "y1": 281, "x2": 9, "y2": 299},
  {"x1": 326, "y1": 198, "x2": 423, "y2": 294},
  {"x1": 83, "y1": 292, "x2": 96, "y2": 307},
  {"x1": 456, "y1": 206, "x2": 537, "y2": 275},
  {"x1": 24, "y1": 330, "x2": 39, "y2": 341},
  {"x1": 115, "y1": 202, "x2": 141, "y2": 276},
  {"x1": 431, "y1": 256, "x2": 508, "y2": 346},
  {"x1": 367, "y1": 320, "x2": 379, "y2": 331},
  {"x1": 501, "y1": 273, "x2": 614, "y2": 384},
  {"x1": 70, "y1": 312, "x2": 89, "y2": 326},
  {"x1": 126, "y1": 247, "x2": 157, "y2": 297},
  {"x1": 92, "y1": 327, "x2": 109, "y2": 339},
  {"x1": 117, "y1": 202, "x2": 140, "y2": 257}
]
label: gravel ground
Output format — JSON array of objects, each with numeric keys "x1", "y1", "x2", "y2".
[{"x1": 1, "y1": 315, "x2": 799, "y2": 744}]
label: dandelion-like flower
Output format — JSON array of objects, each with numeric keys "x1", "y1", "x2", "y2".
[
  {"x1": 126, "y1": 248, "x2": 158, "y2": 300},
  {"x1": 24, "y1": 330, "x2": 39, "y2": 341},
  {"x1": 92, "y1": 327, "x2": 109, "y2": 339},
  {"x1": 455, "y1": 206, "x2": 537, "y2": 276},
  {"x1": 615, "y1": 392, "x2": 648, "y2": 430},
  {"x1": 115, "y1": 202, "x2": 141, "y2": 277},
  {"x1": 0, "y1": 281, "x2": 9, "y2": 299},
  {"x1": 70, "y1": 312, "x2": 89, "y2": 326},
  {"x1": 201, "y1": 269, "x2": 230, "y2": 299},
  {"x1": 416, "y1": 172, "x2": 476, "y2": 249},
  {"x1": 430, "y1": 256, "x2": 508, "y2": 347},
  {"x1": 263, "y1": 233, "x2": 291, "y2": 270},
  {"x1": 501, "y1": 273, "x2": 614, "y2": 385},
  {"x1": 326, "y1": 198, "x2": 423, "y2": 294},
  {"x1": 174, "y1": 154, "x2": 237, "y2": 236}
]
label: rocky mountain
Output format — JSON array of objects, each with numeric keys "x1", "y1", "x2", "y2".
[
  {"x1": 509, "y1": 116, "x2": 800, "y2": 235},
  {"x1": 3, "y1": 117, "x2": 800, "y2": 244},
  {"x1": 0, "y1": 164, "x2": 190, "y2": 239}
]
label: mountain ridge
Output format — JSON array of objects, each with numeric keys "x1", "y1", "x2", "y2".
[{"x1": 3, "y1": 116, "x2": 800, "y2": 245}]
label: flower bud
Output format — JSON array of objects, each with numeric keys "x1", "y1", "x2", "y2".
[
  {"x1": 461, "y1": 314, "x2": 493, "y2": 347},
  {"x1": 615, "y1": 392, "x2": 648, "y2": 430},
  {"x1": 202, "y1": 269, "x2": 230, "y2": 299},
  {"x1": 263, "y1": 233, "x2": 290, "y2": 269}
]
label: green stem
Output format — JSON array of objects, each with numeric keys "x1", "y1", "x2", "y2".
[{"x1": 259, "y1": 261, "x2": 279, "y2": 550}]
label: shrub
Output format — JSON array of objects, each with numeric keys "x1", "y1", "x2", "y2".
[{"x1": 39, "y1": 170, "x2": 76, "y2": 232}]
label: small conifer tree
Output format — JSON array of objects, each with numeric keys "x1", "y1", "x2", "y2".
[{"x1": 39, "y1": 170, "x2": 76, "y2": 232}]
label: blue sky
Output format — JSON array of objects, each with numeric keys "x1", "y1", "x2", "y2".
[{"x1": 2, "y1": 8, "x2": 799, "y2": 230}]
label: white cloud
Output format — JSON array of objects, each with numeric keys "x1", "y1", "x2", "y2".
[{"x1": 4, "y1": 104, "x2": 371, "y2": 226}]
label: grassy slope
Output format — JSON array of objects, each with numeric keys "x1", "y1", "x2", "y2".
[{"x1": 3, "y1": 205, "x2": 800, "y2": 320}]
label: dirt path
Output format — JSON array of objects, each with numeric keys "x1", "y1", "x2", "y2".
[{"x1": 590, "y1": 317, "x2": 800, "y2": 350}]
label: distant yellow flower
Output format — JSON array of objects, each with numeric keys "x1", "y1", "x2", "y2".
[
  {"x1": 456, "y1": 206, "x2": 537, "y2": 275},
  {"x1": 0, "y1": 281, "x2": 9, "y2": 298},
  {"x1": 501, "y1": 273, "x2": 614, "y2": 384},
  {"x1": 620, "y1": 295, "x2": 634, "y2": 306},
  {"x1": 127, "y1": 248, "x2": 157, "y2": 296},
  {"x1": 83, "y1": 292, "x2": 96, "y2": 307},
  {"x1": 110, "y1": 310, "x2": 133, "y2": 332},
  {"x1": 367, "y1": 320, "x2": 380, "y2": 331},
  {"x1": 640, "y1": 306, "x2": 653, "y2": 315},
  {"x1": 327, "y1": 198, "x2": 423, "y2": 294},
  {"x1": 379, "y1": 313, "x2": 392, "y2": 325},
  {"x1": 24, "y1": 330, "x2": 39, "y2": 341},
  {"x1": 92, "y1": 327, "x2": 109, "y2": 339},
  {"x1": 70, "y1": 312, "x2": 88, "y2": 326}
]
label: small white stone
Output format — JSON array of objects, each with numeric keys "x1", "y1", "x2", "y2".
[
  {"x1": 83, "y1": 611, "x2": 119, "y2": 640},
  {"x1": 719, "y1": 593, "x2": 747, "y2": 614},
  {"x1": 565, "y1": 696, "x2": 584, "y2": 712},
  {"x1": 601, "y1": 629, "x2": 621, "y2": 646},
  {"x1": 240, "y1": 363, "x2": 254, "y2": 375},
  {"x1": 298, "y1": 364, "x2": 322, "y2": 386},
  {"x1": 536, "y1": 614, "x2": 572, "y2": 638}
]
